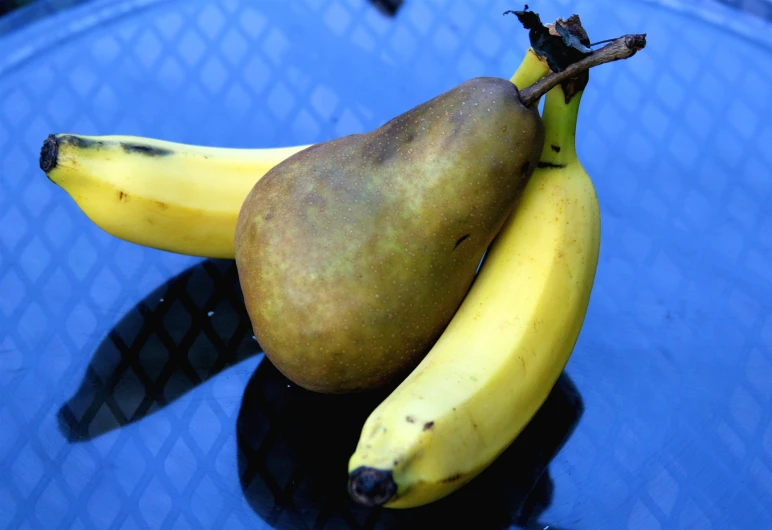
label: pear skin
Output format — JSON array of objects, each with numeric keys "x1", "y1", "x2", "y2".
[{"x1": 235, "y1": 76, "x2": 544, "y2": 393}]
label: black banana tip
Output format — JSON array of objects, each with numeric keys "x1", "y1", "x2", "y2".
[
  {"x1": 348, "y1": 466, "x2": 397, "y2": 506},
  {"x1": 40, "y1": 134, "x2": 59, "y2": 173}
]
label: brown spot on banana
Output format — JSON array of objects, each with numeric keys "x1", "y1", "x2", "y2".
[
  {"x1": 537, "y1": 161, "x2": 566, "y2": 169},
  {"x1": 121, "y1": 142, "x2": 172, "y2": 156}
]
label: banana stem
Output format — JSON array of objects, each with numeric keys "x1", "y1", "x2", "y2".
[{"x1": 519, "y1": 34, "x2": 646, "y2": 107}]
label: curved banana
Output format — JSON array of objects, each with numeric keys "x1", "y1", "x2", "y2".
[
  {"x1": 347, "y1": 52, "x2": 601, "y2": 508},
  {"x1": 39, "y1": 134, "x2": 310, "y2": 258},
  {"x1": 37, "y1": 43, "x2": 556, "y2": 261}
]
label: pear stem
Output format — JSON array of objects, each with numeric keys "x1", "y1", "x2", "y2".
[{"x1": 519, "y1": 33, "x2": 647, "y2": 107}]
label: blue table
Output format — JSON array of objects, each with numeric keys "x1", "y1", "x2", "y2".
[{"x1": 1, "y1": 0, "x2": 771, "y2": 528}]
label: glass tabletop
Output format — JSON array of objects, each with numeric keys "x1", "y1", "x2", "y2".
[{"x1": 1, "y1": 0, "x2": 771, "y2": 528}]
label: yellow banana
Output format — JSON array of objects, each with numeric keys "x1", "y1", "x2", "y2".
[
  {"x1": 36, "y1": 35, "x2": 556, "y2": 262},
  {"x1": 347, "y1": 51, "x2": 601, "y2": 508},
  {"x1": 39, "y1": 134, "x2": 310, "y2": 258}
]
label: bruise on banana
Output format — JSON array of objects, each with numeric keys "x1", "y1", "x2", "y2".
[
  {"x1": 40, "y1": 134, "x2": 172, "y2": 174},
  {"x1": 115, "y1": 188, "x2": 169, "y2": 212},
  {"x1": 58, "y1": 134, "x2": 104, "y2": 149},
  {"x1": 537, "y1": 161, "x2": 566, "y2": 169},
  {"x1": 121, "y1": 142, "x2": 172, "y2": 156}
]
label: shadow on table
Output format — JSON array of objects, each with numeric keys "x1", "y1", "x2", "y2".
[
  {"x1": 367, "y1": 0, "x2": 404, "y2": 17},
  {"x1": 237, "y1": 358, "x2": 584, "y2": 530},
  {"x1": 55, "y1": 251, "x2": 583, "y2": 529},
  {"x1": 57, "y1": 258, "x2": 259, "y2": 442}
]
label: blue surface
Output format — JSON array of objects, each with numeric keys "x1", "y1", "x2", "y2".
[{"x1": 1, "y1": 0, "x2": 771, "y2": 528}]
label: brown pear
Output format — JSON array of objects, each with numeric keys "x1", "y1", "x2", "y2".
[{"x1": 235, "y1": 76, "x2": 544, "y2": 393}]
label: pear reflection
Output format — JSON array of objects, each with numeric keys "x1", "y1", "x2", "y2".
[
  {"x1": 58, "y1": 259, "x2": 259, "y2": 442},
  {"x1": 237, "y1": 358, "x2": 584, "y2": 529}
]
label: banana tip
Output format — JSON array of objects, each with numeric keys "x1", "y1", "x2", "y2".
[
  {"x1": 40, "y1": 134, "x2": 58, "y2": 173},
  {"x1": 348, "y1": 466, "x2": 397, "y2": 506}
]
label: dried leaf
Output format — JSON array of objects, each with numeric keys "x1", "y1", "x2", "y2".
[
  {"x1": 505, "y1": 6, "x2": 592, "y2": 72},
  {"x1": 555, "y1": 20, "x2": 592, "y2": 54}
]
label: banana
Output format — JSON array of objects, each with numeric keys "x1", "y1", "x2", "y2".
[
  {"x1": 347, "y1": 50, "x2": 601, "y2": 509},
  {"x1": 39, "y1": 134, "x2": 310, "y2": 258}
]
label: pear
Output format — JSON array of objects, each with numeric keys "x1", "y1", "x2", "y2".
[
  {"x1": 233, "y1": 18, "x2": 647, "y2": 394},
  {"x1": 235, "y1": 76, "x2": 543, "y2": 393}
]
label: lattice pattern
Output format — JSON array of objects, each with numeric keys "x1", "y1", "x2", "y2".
[{"x1": 1, "y1": 0, "x2": 772, "y2": 528}]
